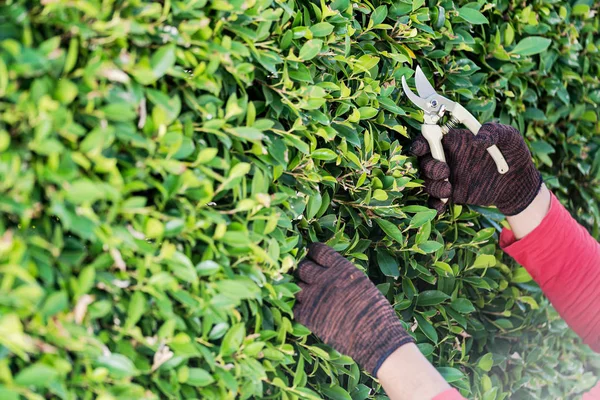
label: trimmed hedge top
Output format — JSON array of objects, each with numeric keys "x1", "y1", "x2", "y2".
[{"x1": 0, "y1": 0, "x2": 599, "y2": 399}]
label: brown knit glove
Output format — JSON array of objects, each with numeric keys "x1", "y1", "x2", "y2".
[
  {"x1": 411, "y1": 122, "x2": 543, "y2": 216},
  {"x1": 293, "y1": 243, "x2": 414, "y2": 376}
]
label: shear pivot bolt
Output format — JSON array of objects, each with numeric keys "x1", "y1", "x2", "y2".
[{"x1": 430, "y1": 100, "x2": 438, "y2": 107}]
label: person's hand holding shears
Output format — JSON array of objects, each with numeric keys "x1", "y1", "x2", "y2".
[{"x1": 402, "y1": 66, "x2": 543, "y2": 215}]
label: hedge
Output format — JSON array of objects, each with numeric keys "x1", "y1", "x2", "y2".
[{"x1": 0, "y1": 0, "x2": 599, "y2": 399}]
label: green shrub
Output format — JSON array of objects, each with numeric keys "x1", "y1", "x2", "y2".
[{"x1": 0, "y1": 0, "x2": 599, "y2": 399}]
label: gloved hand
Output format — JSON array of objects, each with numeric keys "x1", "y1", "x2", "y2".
[
  {"x1": 293, "y1": 243, "x2": 414, "y2": 376},
  {"x1": 411, "y1": 122, "x2": 543, "y2": 215}
]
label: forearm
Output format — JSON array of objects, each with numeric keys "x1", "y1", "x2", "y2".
[
  {"x1": 505, "y1": 183, "x2": 551, "y2": 239},
  {"x1": 501, "y1": 187, "x2": 600, "y2": 351},
  {"x1": 374, "y1": 187, "x2": 554, "y2": 400},
  {"x1": 377, "y1": 344, "x2": 451, "y2": 400}
]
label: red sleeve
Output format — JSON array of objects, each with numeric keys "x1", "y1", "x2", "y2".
[
  {"x1": 433, "y1": 383, "x2": 600, "y2": 399},
  {"x1": 432, "y1": 388, "x2": 466, "y2": 400},
  {"x1": 500, "y1": 192, "x2": 600, "y2": 352},
  {"x1": 583, "y1": 382, "x2": 600, "y2": 400}
]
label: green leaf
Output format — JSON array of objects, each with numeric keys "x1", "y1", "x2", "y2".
[
  {"x1": 196, "y1": 260, "x2": 221, "y2": 276},
  {"x1": 472, "y1": 227, "x2": 496, "y2": 243},
  {"x1": 147, "y1": 89, "x2": 181, "y2": 125},
  {"x1": 511, "y1": 36, "x2": 552, "y2": 56},
  {"x1": 293, "y1": 355, "x2": 306, "y2": 387},
  {"x1": 518, "y1": 296, "x2": 539, "y2": 310},
  {"x1": 418, "y1": 241, "x2": 443, "y2": 254},
  {"x1": 299, "y1": 39, "x2": 323, "y2": 60},
  {"x1": 186, "y1": 368, "x2": 215, "y2": 387},
  {"x1": 145, "y1": 218, "x2": 164, "y2": 238},
  {"x1": 372, "y1": 189, "x2": 388, "y2": 201},
  {"x1": 77, "y1": 265, "x2": 96, "y2": 296},
  {"x1": 125, "y1": 291, "x2": 146, "y2": 329},
  {"x1": 412, "y1": 0, "x2": 425, "y2": 12},
  {"x1": 410, "y1": 210, "x2": 437, "y2": 229},
  {"x1": 310, "y1": 22, "x2": 334, "y2": 37},
  {"x1": 458, "y1": 7, "x2": 489, "y2": 24},
  {"x1": 312, "y1": 148, "x2": 338, "y2": 160},
  {"x1": 151, "y1": 44, "x2": 176, "y2": 78},
  {"x1": 433, "y1": 261, "x2": 454, "y2": 276},
  {"x1": 354, "y1": 55, "x2": 380, "y2": 74},
  {"x1": 63, "y1": 37, "x2": 78, "y2": 74},
  {"x1": 370, "y1": 5, "x2": 388, "y2": 27},
  {"x1": 451, "y1": 298, "x2": 476, "y2": 314},
  {"x1": 415, "y1": 314, "x2": 438, "y2": 343},
  {"x1": 41, "y1": 291, "x2": 68, "y2": 317},
  {"x1": 376, "y1": 249, "x2": 399, "y2": 278},
  {"x1": 100, "y1": 103, "x2": 137, "y2": 121},
  {"x1": 416, "y1": 290, "x2": 450, "y2": 306},
  {"x1": 66, "y1": 180, "x2": 106, "y2": 204},
  {"x1": 54, "y1": 79, "x2": 78, "y2": 104},
  {"x1": 306, "y1": 191, "x2": 323, "y2": 219},
  {"x1": 417, "y1": 343, "x2": 435, "y2": 357},
  {"x1": 320, "y1": 384, "x2": 352, "y2": 400},
  {"x1": 229, "y1": 127, "x2": 264, "y2": 141},
  {"x1": 512, "y1": 267, "x2": 533, "y2": 283},
  {"x1": 572, "y1": 4, "x2": 590, "y2": 16},
  {"x1": 477, "y1": 353, "x2": 494, "y2": 372},
  {"x1": 349, "y1": 384, "x2": 370, "y2": 400},
  {"x1": 95, "y1": 354, "x2": 139, "y2": 379},
  {"x1": 375, "y1": 219, "x2": 404, "y2": 244},
  {"x1": 378, "y1": 97, "x2": 405, "y2": 115},
  {"x1": 358, "y1": 107, "x2": 378, "y2": 119},
  {"x1": 530, "y1": 140, "x2": 555, "y2": 155},
  {"x1": 483, "y1": 387, "x2": 499, "y2": 400},
  {"x1": 15, "y1": 364, "x2": 58, "y2": 388},
  {"x1": 437, "y1": 367, "x2": 466, "y2": 383},
  {"x1": 214, "y1": 279, "x2": 261, "y2": 304},
  {"x1": 504, "y1": 23, "x2": 515, "y2": 46},
  {"x1": 0, "y1": 387, "x2": 19, "y2": 400},
  {"x1": 168, "y1": 252, "x2": 199, "y2": 283},
  {"x1": 472, "y1": 254, "x2": 497, "y2": 269},
  {"x1": 229, "y1": 163, "x2": 252, "y2": 179}
]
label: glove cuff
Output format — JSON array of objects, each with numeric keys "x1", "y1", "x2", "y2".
[
  {"x1": 370, "y1": 335, "x2": 415, "y2": 377},
  {"x1": 498, "y1": 171, "x2": 543, "y2": 216}
]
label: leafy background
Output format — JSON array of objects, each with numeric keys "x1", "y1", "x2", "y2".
[{"x1": 1, "y1": 0, "x2": 599, "y2": 399}]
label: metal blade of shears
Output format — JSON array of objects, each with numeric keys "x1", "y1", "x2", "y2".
[
  {"x1": 404, "y1": 66, "x2": 457, "y2": 116},
  {"x1": 414, "y1": 66, "x2": 437, "y2": 99},
  {"x1": 401, "y1": 75, "x2": 429, "y2": 111}
]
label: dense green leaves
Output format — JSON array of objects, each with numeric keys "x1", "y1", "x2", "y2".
[{"x1": 0, "y1": 0, "x2": 599, "y2": 399}]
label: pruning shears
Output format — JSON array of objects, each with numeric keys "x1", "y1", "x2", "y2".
[{"x1": 402, "y1": 66, "x2": 509, "y2": 202}]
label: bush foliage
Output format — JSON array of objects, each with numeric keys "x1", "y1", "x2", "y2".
[{"x1": 1, "y1": 0, "x2": 599, "y2": 399}]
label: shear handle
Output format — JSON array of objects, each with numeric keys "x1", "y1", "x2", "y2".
[
  {"x1": 451, "y1": 104, "x2": 510, "y2": 175},
  {"x1": 422, "y1": 124, "x2": 449, "y2": 204}
]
